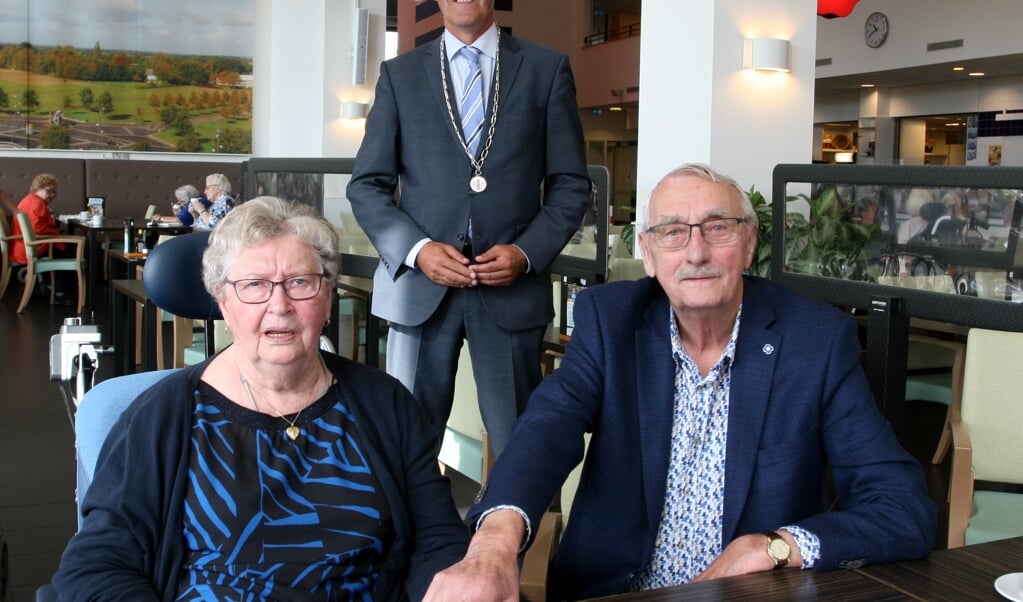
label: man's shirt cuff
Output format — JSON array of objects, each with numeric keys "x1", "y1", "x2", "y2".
[{"x1": 475, "y1": 505, "x2": 533, "y2": 553}]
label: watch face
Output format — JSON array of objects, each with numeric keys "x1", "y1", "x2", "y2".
[
  {"x1": 768, "y1": 537, "x2": 790, "y2": 560},
  {"x1": 864, "y1": 12, "x2": 889, "y2": 48}
]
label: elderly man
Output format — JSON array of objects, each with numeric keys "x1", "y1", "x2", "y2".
[{"x1": 424, "y1": 163, "x2": 935, "y2": 601}]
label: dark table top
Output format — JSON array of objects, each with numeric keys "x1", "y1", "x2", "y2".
[{"x1": 586, "y1": 537, "x2": 1023, "y2": 601}]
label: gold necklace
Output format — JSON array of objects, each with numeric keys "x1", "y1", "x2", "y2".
[{"x1": 239, "y1": 357, "x2": 329, "y2": 441}]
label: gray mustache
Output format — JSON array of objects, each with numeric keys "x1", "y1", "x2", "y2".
[{"x1": 674, "y1": 266, "x2": 723, "y2": 281}]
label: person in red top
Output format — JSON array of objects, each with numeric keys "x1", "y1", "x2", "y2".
[
  {"x1": 10, "y1": 173, "x2": 64, "y2": 264},
  {"x1": 10, "y1": 173, "x2": 76, "y2": 301}
]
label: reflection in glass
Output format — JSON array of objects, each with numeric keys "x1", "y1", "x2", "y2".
[{"x1": 780, "y1": 182, "x2": 1023, "y2": 302}]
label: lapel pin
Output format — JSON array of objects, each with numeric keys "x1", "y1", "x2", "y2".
[{"x1": 762, "y1": 344, "x2": 775, "y2": 355}]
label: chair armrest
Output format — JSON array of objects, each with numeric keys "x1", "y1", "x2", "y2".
[
  {"x1": 520, "y1": 511, "x2": 562, "y2": 602},
  {"x1": 946, "y1": 418, "x2": 974, "y2": 548},
  {"x1": 908, "y1": 333, "x2": 966, "y2": 414},
  {"x1": 27, "y1": 235, "x2": 87, "y2": 248}
]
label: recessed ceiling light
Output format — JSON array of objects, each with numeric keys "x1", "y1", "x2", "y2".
[
  {"x1": 608, "y1": 106, "x2": 623, "y2": 111},
  {"x1": 952, "y1": 66, "x2": 965, "y2": 71},
  {"x1": 969, "y1": 72, "x2": 985, "y2": 77},
  {"x1": 860, "y1": 83, "x2": 875, "y2": 88}
]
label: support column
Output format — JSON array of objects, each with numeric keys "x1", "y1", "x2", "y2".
[{"x1": 635, "y1": 0, "x2": 818, "y2": 226}]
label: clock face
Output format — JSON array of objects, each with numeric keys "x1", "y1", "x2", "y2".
[{"x1": 864, "y1": 12, "x2": 889, "y2": 48}]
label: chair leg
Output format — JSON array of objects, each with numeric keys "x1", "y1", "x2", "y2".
[
  {"x1": 48, "y1": 273, "x2": 56, "y2": 305},
  {"x1": 16, "y1": 266, "x2": 36, "y2": 313},
  {"x1": 0, "y1": 262, "x2": 9, "y2": 298},
  {"x1": 75, "y1": 270, "x2": 85, "y2": 314},
  {"x1": 931, "y1": 408, "x2": 952, "y2": 464}
]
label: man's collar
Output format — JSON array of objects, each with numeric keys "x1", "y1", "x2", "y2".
[{"x1": 443, "y1": 23, "x2": 498, "y2": 61}]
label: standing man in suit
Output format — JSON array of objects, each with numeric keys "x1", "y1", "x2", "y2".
[
  {"x1": 424, "y1": 163, "x2": 936, "y2": 601},
  {"x1": 347, "y1": 0, "x2": 590, "y2": 459}
]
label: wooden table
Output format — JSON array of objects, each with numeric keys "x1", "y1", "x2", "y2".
[
  {"x1": 110, "y1": 279, "x2": 157, "y2": 376},
  {"x1": 66, "y1": 218, "x2": 190, "y2": 311},
  {"x1": 587, "y1": 537, "x2": 1023, "y2": 601}
]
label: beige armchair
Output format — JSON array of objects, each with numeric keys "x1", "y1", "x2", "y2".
[
  {"x1": 905, "y1": 333, "x2": 966, "y2": 464},
  {"x1": 0, "y1": 214, "x2": 21, "y2": 299},
  {"x1": 947, "y1": 328, "x2": 1023, "y2": 548},
  {"x1": 15, "y1": 212, "x2": 86, "y2": 313}
]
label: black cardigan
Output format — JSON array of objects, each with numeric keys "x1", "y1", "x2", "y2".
[{"x1": 54, "y1": 352, "x2": 469, "y2": 601}]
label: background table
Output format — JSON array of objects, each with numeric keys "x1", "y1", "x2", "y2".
[
  {"x1": 588, "y1": 536, "x2": 1023, "y2": 601},
  {"x1": 110, "y1": 279, "x2": 157, "y2": 376}
]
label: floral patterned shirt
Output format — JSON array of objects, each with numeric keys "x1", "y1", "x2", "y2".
[{"x1": 630, "y1": 305, "x2": 820, "y2": 590}]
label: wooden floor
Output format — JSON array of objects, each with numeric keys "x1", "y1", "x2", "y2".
[{"x1": 0, "y1": 277, "x2": 951, "y2": 601}]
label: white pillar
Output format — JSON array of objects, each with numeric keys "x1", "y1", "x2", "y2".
[
  {"x1": 635, "y1": 0, "x2": 817, "y2": 225},
  {"x1": 253, "y1": 0, "x2": 384, "y2": 158}
]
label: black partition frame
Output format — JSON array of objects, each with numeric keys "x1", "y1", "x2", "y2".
[
  {"x1": 551, "y1": 164, "x2": 610, "y2": 280},
  {"x1": 771, "y1": 164, "x2": 1023, "y2": 433}
]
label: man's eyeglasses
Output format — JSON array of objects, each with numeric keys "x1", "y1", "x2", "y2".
[
  {"x1": 225, "y1": 274, "x2": 327, "y2": 304},
  {"x1": 644, "y1": 217, "x2": 748, "y2": 249}
]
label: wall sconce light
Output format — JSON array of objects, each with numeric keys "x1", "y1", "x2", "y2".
[
  {"x1": 742, "y1": 38, "x2": 790, "y2": 72},
  {"x1": 340, "y1": 101, "x2": 369, "y2": 119}
]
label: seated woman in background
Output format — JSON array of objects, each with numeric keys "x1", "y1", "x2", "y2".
[
  {"x1": 151, "y1": 184, "x2": 206, "y2": 226},
  {"x1": 191, "y1": 173, "x2": 234, "y2": 230},
  {"x1": 53, "y1": 196, "x2": 469, "y2": 600},
  {"x1": 9, "y1": 173, "x2": 77, "y2": 302}
]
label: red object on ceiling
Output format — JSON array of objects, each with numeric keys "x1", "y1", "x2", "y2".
[{"x1": 817, "y1": 0, "x2": 859, "y2": 18}]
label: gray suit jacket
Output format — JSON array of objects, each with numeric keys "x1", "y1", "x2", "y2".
[{"x1": 348, "y1": 33, "x2": 590, "y2": 330}]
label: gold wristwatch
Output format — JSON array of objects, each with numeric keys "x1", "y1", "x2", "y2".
[{"x1": 763, "y1": 531, "x2": 790, "y2": 568}]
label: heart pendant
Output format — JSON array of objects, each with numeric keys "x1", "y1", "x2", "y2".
[{"x1": 286, "y1": 426, "x2": 300, "y2": 440}]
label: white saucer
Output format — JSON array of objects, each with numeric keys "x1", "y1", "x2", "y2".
[{"x1": 995, "y1": 573, "x2": 1023, "y2": 601}]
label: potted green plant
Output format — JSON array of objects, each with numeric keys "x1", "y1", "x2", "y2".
[{"x1": 746, "y1": 186, "x2": 880, "y2": 280}]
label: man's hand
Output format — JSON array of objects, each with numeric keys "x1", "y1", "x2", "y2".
[
  {"x1": 417, "y1": 241, "x2": 476, "y2": 287},
  {"x1": 692, "y1": 531, "x2": 801, "y2": 582},
  {"x1": 423, "y1": 510, "x2": 524, "y2": 602},
  {"x1": 469, "y1": 244, "x2": 527, "y2": 287}
]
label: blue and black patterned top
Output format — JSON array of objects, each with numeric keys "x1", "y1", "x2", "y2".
[{"x1": 176, "y1": 381, "x2": 394, "y2": 601}]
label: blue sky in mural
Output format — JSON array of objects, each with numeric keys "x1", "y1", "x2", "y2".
[{"x1": 0, "y1": 0, "x2": 253, "y2": 58}]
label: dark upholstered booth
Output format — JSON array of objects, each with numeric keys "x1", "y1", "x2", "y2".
[{"x1": 0, "y1": 157, "x2": 243, "y2": 219}]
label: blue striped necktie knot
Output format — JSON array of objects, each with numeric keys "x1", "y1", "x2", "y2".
[{"x1": 458, "y1": 46, "x2": 485, "y2": 156}]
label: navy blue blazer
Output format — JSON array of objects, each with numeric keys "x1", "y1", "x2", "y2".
[
  {"x1": 471, "y1": 276, "x2": 936, "y2": 600},
  {"x1": 348, "y1": 33, "x2": 590, "y2": 330}
]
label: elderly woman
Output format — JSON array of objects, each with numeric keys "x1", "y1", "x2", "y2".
[
  {"x1": 53, "y1": 197, "x2": 469, "y2": 600},
  {"x1": 191, "y1": 173, "x2": 234, "y2": 230},
  {"x1": 152, "y1": 184, "x2": 204, "y2": 226}
]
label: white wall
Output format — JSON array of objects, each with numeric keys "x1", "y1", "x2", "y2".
[
  {"x1": 252, "y1": 0, "x2": 384, "y2": 160},
  {"x1": 637, "y1": 0, "x2": 817, "y2": 221},
  {"x1": 816, "y1": 0, "x2": 1023, "y2": 77}
]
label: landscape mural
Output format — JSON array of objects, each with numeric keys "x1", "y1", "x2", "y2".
[{"x1": 0, "y1": 0, "x2": 254, "y2": 153}]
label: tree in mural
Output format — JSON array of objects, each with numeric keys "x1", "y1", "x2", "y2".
[
  {"x1": 79, "y1": 87, "x2": 94, "y2": 108},
  {"x1": 96, "y1": 91, "x2": 114, "y2": 115},
  {"x1": 39, "y1": 125, "x2": 71, "y2": 149},
  {"x1": 23, "y1": 89, "x2": 40, "y2": 112}
]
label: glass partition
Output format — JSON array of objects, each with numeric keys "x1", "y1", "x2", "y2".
[
  {"x1": 772, "y1": 164, "x2": 1023, "y2": 331},
  {"x1": 243, "y1": 158, "x2": 378, "y2": 278}
]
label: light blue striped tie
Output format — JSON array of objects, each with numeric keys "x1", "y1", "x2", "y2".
[{"x1": 458, "y1": 46, "x2": 485, "y2": 156}]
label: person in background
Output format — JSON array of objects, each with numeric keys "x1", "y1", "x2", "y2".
[
  {"x1": 9, "y1": 173, "x2": 77, "y2": 303},
  {"x1": 425, "y1": 163, "x2": 936, "y2": 601},
  {"x1": 191, "y1": 173, "x2": 234, "y2": 230},
  {"x1": 53, "y1": 196, "x2": 469, "y2": 600},
  {"x1": 151, "y1": 184, "x2": 205, "y2": 226},
  {"x1": 347, "y1": 0, "x2": 590, "y2": 460}
]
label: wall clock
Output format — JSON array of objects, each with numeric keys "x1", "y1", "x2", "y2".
[{"x1": 864, "y1": 11, "x2": 889, "y2": 48}]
